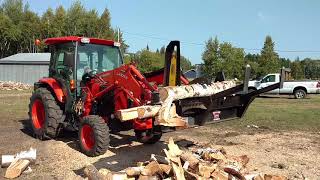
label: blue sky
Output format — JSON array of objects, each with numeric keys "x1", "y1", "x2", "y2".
[{"x1": 24, "y1": 0, "x2": 320, "y2": 64}]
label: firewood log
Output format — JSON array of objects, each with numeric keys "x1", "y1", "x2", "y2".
[
  {"x1": 84, "y1": 164, "x2": 106, "y2": 180},
  {"x1": 4, "y1": 159, "x2": 30, "y2": 179},
  {"x1": 180, "y1": 151, "x2": 199, "y2": 169}
]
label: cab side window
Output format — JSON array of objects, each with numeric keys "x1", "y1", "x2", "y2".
[{"x1": 261, "y1": 75, "x2": 276, "y2": 83}]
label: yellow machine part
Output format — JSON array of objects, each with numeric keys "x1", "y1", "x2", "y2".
[{"x1": 169, "y1": 54, "x2": 177, "y2": 86}]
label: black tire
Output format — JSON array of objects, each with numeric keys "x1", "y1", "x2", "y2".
[
  {"x1": 135, "y1": 125, "x2": 162, "y2": 144},
  {"x1": 294, "y1": 89, "x2": 306, "y2": 99},
  {"x1": 79, "y1": 115, "x2": 110, "y2": 156},
  {"x1": 28, "y1": 88, "x2": 64, "y2": 139}
]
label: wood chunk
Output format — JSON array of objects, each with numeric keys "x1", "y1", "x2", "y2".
[
  {"x1": 137, "y1": 106, "x2": 161, "y2": 119},
  {"x1": 203, "y1": 151, "x2": 227, "y2": 162},
  {"x1": 198, "y1": 162, "x2": 217, "y2": 178},
  {"x1": 167, "y1": 137, "x2": 183, "y2": 157},
  {"x1": 211, "y1": 169, "x2": 238, "y2": 180},
  {"x1": 224, "y1": 167, "x2": 245, "y2": 180},
  {"x1": 98, "y1": 168, "x2": 111, "y2": 177},
  {"x1": 171, "y1": 161, "x2": 185, "y2": 180},
  {"x1": 264, "y1": 174, "x2": 288, "y2": 180},
  {"x1": 141, "y1": 161, "x2": 161, "y2": 176},
  {"x1": 138, "y1": 175, "x2": 160, "y2": 180},
  {"x1": 107, "y1": 172, "x2": 128, "y2": 180},
  {"x1": 232, "y1": 155, "x2": 249, "y2": 168},
  {"x1": 116, "y1": 107, "x2": 139, "y2": 121},
  {"x1": 180, "y1": 151, "x2": 199, "y2": 169},
  {"x1": 84, "y1": 164, "x2": 106, "y2": 180},
  {"x1": 159, "y1": 164, "x2": 172, "y2": 175},
  {"x1": 5, "y1": 159, "x2": 30, "y2": 179},
  {"x1": 125, "y1": 166, "x2": 144, "y2": 176}
]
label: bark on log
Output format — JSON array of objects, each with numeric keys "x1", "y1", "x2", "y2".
[
  {"x1": 84, "y1": 164, "x2": 105, "y2": 180},
  {"x1": 4, "y1": 159, "x2": 30, "y2": 179},
  {"x1": 116, "y1": 81, "x2": 236, "y2": 127},
  {"x1": 1, "y1": 155, "x2": 15, "y2": 168},
  {"x1": 158, "y1": 80, "x2": 236, "y2": 102}
]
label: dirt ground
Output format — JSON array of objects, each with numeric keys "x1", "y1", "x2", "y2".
[{"x1": 0, "y1": 93, "x2": 319, "y2": 179}]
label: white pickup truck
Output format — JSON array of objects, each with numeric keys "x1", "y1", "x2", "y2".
[{"x1": 248, "y1": 73, "x2": 320, "y2": 99}]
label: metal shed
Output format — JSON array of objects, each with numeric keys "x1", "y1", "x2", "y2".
[{"x1": 0, "y1": 53, "x2": 50, "y2": 84}]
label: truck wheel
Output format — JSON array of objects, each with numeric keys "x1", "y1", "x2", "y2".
[
  {"x1": 29, "y1": 88, "x2": 64, "y2": 139},
  {"x1": 294, "y1": 89, "x2": 306, "y2": 99},
  {"x1": 79, "y1": 115, "x2": 110, "y2": 156},
  {"x1": 135, "y1": 125, "x2": 162, "y2": 144}
]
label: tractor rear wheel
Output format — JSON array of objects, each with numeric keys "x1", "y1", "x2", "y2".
[
  {"x1": 79, "y1": 115, "x2": 110, "y2": 156},
  {"x1": 29, "y1": 88, "x2": 64, "y2": 139},
  {"x1": 135, "y1": 125, "x2": 162, "y2": 144}
]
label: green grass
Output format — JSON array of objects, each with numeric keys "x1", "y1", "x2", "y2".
[
  {"x1": 214, "y1": 95, "x2": 320, "y2": 132},
  {"x1": 0, "y1": 90, "x2": 319, "y2": 132}
]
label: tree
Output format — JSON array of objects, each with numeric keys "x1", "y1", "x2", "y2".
[
  {"x1": 291, "y1": 57, "x2": 304, "y2": 79},
  {"x1": 98, "y1": 8, "x2": 113, "y2": 39},
  {"x1": 202, "y1": 37, "x2": 244, "y2": 79},
  {"x1": 259, "y1": 35, "x2": 280, "y2": 76},
  {"x1": 202, "y1": 37, "x2": 221, "y2": 79},
  {"x1": 0, "y1": 0, "x2": 128, "y2": 57},
  {"x1": 219, "y1": 42, "x2": 245, "y2": 79}
]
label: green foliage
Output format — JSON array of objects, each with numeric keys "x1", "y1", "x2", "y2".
[
  {"x1": 124, "y1": 46, "x2": 192, "y2": 73},
  {"x1": 202, "y1": 37, "x2": 245, "y2": 79},
  {"x1": 258, "y1": 35, "x2": 280, "y2": 76},
  {"x1": 0, "y1": 0, "x2": 128, "y2": 58}
]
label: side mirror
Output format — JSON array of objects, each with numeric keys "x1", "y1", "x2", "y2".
[{"x1": 63, "y1": 52, "x2": 75, "y2": 68}]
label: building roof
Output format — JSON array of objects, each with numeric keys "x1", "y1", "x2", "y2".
[
  {"x1": 45, "y1": 36, "x2": 119, "y2": 46},
  {"x1": 0, "y1": 53, "x2": 50, "y2": 65}
]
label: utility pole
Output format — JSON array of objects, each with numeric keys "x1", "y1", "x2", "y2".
[{"x1": 117, "y1": 28, "x2": 120, "y2": 42}]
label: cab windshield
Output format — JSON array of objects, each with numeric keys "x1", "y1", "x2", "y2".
[{"x1": 76, "y1": 43, "x2": 122, "y2": 80}]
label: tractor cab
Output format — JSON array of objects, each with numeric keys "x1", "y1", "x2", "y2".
[{"x1": 45, "y1": 36, "x2": 123, "y2": 94}]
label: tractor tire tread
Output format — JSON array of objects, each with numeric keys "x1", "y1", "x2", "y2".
[
  {"x1": 28, "y1": 87, "x2": 64, "y2": 139},
  {"x1": 79, "y1": 115, "x2": 110, "y2": 157}
]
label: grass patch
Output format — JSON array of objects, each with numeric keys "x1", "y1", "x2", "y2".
[
  {"x1": 0, "y1": 92, "x2": 319, "y2": 131},
  {"x1": 213, "y1": 95, "x2": 320, "y2": 132}
]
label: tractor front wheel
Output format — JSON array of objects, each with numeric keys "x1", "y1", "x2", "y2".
[
  {"x1": 29, "y1": 88, "x2": 64, "y2": 139},
  {"x1": 135, "y1": 125, "x2": 162, "y2": 144},
  {"x1": 79, "y1": 115, "x2": 110, "y2": 156}
]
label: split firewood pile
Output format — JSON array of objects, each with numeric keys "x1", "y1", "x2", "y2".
[
  {"x1": 0, "y1": 81, "x2": 32, "y2": 90},
  {"x1": 84, "y1": 138, "x2": 287, "y2": 180},
  {"x1": 1, "y1": 148, "x2": 36, "y2": 179}
]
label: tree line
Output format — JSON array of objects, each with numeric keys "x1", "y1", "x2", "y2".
[
  {"x1": 0, "y1": 0, "x2": 193, "y2": 72},
  {"x1": 202, "y1": 36, "x2": 320, "y2": 80},
  {"x1": 0, "y1": 0, "x2": 127, "y2": 58},
  {"x1": 0, "y1": 0, "x2": 318, "y2": 79},
  {"x1": 124, "y1": 45, "x2": 192, "y2": 73}
]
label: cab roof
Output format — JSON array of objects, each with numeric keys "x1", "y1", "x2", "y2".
[{"x1": 45, "y1": 36, "x2": 119, "y2": 46}]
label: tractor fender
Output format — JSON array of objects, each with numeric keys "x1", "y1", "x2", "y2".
[{"x1": 38, "y1": 78, "x2": 65, "y2": 103}]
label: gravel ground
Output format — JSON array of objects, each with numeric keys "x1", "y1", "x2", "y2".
[{"x1": 0, "y1": 122, "x2": 319, "y2": 180}]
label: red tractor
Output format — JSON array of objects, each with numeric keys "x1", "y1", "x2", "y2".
[{"x1": 29, "y1": 36, "x2": 286, "y2": 156}]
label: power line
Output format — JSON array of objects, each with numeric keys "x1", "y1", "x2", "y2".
[{"x1": 121, "y1": 30, "x2": 320, "y2": 53}]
